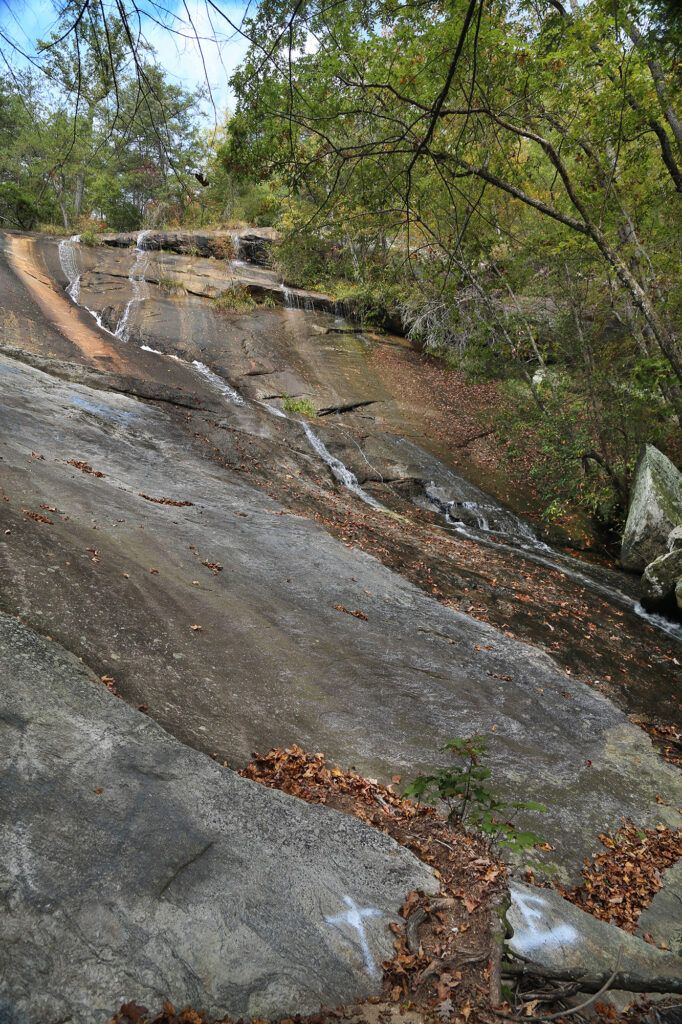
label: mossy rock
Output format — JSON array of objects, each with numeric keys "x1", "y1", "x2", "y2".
[{"x1": 621, "y1": 445, "x2": 682, "y2": 571}]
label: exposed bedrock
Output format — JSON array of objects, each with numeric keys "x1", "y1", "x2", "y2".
[
  {"x1": 1, "y1": 354, "x2": 680, "y2": 887},
  {"x1": 0, "y1": 612, "x2": 437, "y2": 1024}
]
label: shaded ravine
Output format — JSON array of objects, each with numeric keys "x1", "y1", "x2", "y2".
[{"x1": 57, "y1": 233, "x2": 681, "y2": 643}]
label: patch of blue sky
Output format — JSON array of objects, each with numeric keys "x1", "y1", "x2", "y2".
[{"x1": 0, "y1": 0, "x2": 251, "y2": 123}]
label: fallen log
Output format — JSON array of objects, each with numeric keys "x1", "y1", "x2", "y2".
[{"x1": 502, "y1": 960, "x2": 682, "y2": 994}]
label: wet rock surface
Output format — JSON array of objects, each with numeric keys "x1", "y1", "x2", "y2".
[
  {"x1": 0, "y1": 613, "x2": 437, "y2": 1023},
  {"x1": 0, "y1": 232, "x2": 680, "y2": 854},
  {"x1": 99, "y1": 227, "x2": 279, "y2": 264},
  {"x1": 2, "y1": 227, "x2": 681, "y2": 1019}
]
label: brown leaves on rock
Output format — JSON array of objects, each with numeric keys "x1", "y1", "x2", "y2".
[
  {"x1": 67, "y1": 459, "x2": 105, "y2": 477},
  {"x1": 560, "y1": 820, "x2": 682, "y2": 933},
  {"x1": 630, "y1": 719, "x2": 682, "y2": 768},
  {"x1": 333, "y1": 604, "x2": 368, "y2": 620},
  {"x1": 101, "y1": 674, "x2": 120, "y2": 697},
  {"x1": 241, "y1": 745, "x2": 506, "y2": 1020},
  {"x1": 108, "y1": 1002, "x2": 205, "y2": 1024},
  {"x1": 139, "y1": 493, "x2": 194, "y2": 507},
  {"x1": 202, "y1": 560, "x2": 223, "y2": 574},
  {"x1": 22, "y1": 508, "x2": 53, "y2": 524}
]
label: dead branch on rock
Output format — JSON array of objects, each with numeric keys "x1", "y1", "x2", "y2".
[{"x1": 501, "y1": 958, "x2": 682, "y2": 995}]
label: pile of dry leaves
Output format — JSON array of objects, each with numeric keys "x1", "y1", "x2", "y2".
[
  {"x1": 240, "y1": 746, "x2": 507, "y2": 1020},
  {"x1": 106, "y1": 750, "x2": 680, "y2": 1024},
  {"x1": 560, "y1": 820, "x2": 682, "y2": 935}
]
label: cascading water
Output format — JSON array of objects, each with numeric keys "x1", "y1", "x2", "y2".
[
  {"x1": 115, "y1": 230, "x2": 153, "y2": 340},
  {"x1": 191, "y1": 360, "x2": 245, "y2": 405},
  {"x1": 58, "y1": 234, "x2": 118, "y2": 335},
  {"x1": 281, "y1": 286, "x2": 317, "y2": 312},
  {"x1": 299, "y1": 421, "x2": 383, "y2": 509},
  {"x1": 58, "y1": 235, "x2": 82, "y2": 303},
  {"x1": 281, "y1": 286, "x2": 300, "y2": 310},
  {"x1": 426, "y1": 483, "x2": 682, "y2": 641},
  {"x1": 47, "y1": 240, "x2": 682, "y2": 639},
  {"x1": 231, "y1": 235, "x2": 247, "y2": 267}
]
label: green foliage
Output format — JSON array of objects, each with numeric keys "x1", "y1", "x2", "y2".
[
  {"x1": 224, "y1": 0, "x2": 681, "y2": 427},
  {"x1": 213, "y1": 286, "x2": 256, "y2": 313},
  {"x1": 404, "y1": 736, "x2": 547, "y2": 856},
  {"x1": 78, "y1": 229, "x2": 98, "y2": 247},
  {"x1": 496, "y1": 351, "x2": 675, "y2": 531},
  {"x1": 282, "y1": 395, "x2": 316, "y2": 416},
  {"x1": 0, "y1": 182, "x2": 39, "y2": 229},
  {"x1": 0, "y1": 8, "x2": 202, "y2": 233}
]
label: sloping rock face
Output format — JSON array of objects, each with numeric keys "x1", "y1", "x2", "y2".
[
  {"x1": 1, "y1": 353, "x2": 680, "y2": 883},
  {"x1": 637, "y1": 862, "x2": 682, "y2": 956},
  {"x1": 507, "y1": 882, "x2": 682, "y2": 981},
  {"x1": 0, "y1": 612, "x2": 438, "y2": 1024},
  {"x1": 621, "y1": 445, "x2": 682, "y2": 572}
]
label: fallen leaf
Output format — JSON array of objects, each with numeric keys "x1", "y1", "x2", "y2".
[{"x1": 67, "y1": 459, "x2": 105, "y2": 477}]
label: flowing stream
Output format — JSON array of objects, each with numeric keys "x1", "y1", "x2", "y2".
[
  {"x1": 299, "y1": 421, "x2": 384, "y2": 509},
  {"x1": 115, "y1": 231, "x2": 152, "y2": 340},
  {"x1": 55, "y1": 235, "x2": 680, "y2": 641},
  {"x1": 425, "y1": 480, "x2": 682, "y2": 641},
  {"x1": 57, "y1": 234, "x2": 381, "y2": 509}
]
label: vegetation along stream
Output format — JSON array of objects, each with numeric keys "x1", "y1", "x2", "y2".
[{"x1": 0, "y1": 1, "x2": 680, "y2": 1022}]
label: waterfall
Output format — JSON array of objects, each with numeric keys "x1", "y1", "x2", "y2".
[
  {"x1": 281, "y1": 286, "x2": 301, "y2": 309},
  {"x1": 114, "y1": 231, "x2": 153, "y2": 340},
  {"x1": 58, "y1": 235, "x2": 82, "y2": 303},
  {"x1": 191, "y1": 360, "x2": 245, "y2": 405},
  {"x1": 58, "y1": 234, "x2": 118, "y2": 335},
  {"x1": 434, "y1": 502, "x2": 682, "y2": 642},
  {"x1": 299, "y1": 421, "x2": 383, "y2": 509}
]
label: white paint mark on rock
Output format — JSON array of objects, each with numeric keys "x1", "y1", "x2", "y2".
[
  {"x1": 325, "y1": 896, "x2": 382, "y2": 977},
  {"x1": 510, "y1": 887, "x2": 579, "y2": 956}
]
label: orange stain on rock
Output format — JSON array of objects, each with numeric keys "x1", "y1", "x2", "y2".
[{"x1": 8, "y1": 235, "x2": 128, "y2": 373}]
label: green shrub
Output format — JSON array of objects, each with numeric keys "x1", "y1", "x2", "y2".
[
  {"x1": 157, "y1": 275, "x2": 186, "y2": 294},
  {"x1": 78, "y1": 228, "x2": 99, "y2": 247},
  {"x1": 214, "y1": 285, "x2": 256, "y2": 313},
  {"x1": 404, "y1": 735, "x2": 547, "y2": 856},
  {"x1": 0, "y1": 182, "x2": 40, "y2": 229},
  {"x1": 282, "y1": 395, "x2": 316, "y2": 416}
]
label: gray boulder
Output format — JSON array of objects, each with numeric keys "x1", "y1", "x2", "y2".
[
  {"x1": 0, "y1": 613, "x2": 438, "y2": 1024},
  {"x1": 621, "y1": 446, "x2": 682, "y2": 571},
  {"x1": 668, "y1": 526, "x2": 682, "y2": 552},
  {"x1": 638, "y1": 862, "x2": 682, "y2": 957},
  {"x1": 641, "y1": 549, "x2": 682, "y2": 611},
  {"x1": 507, "y1": 881, "x2": 682, "y2": 984}
]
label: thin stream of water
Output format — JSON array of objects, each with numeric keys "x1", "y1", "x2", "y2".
[
  {"x1": 115, "y1": 231, "x2": 153, "y2": 340},
  {"x1": 433, "y1": 500, "x2": 682, "y2": 642},
  {"x1": 57, "y1": 235, "x2": 380, "y2": 508},
  {"x1": 56, "y1": 236, "x2": 680, "y2": 642}
]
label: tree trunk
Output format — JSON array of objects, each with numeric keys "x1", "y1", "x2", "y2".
[{"x1": 74, "y1": 173, "x2": 85, "y2": 219}]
